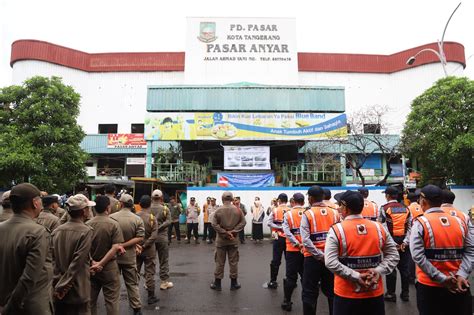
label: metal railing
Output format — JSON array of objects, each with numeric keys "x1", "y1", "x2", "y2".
[
  {"x1": 152, "y1": 162, "x2": 208, "y2": 184},
  {"x1": 281, "y1": 162, "x2": 341, "y2": 185},
  {"x1": 97, "y1": 168, "x2": 123, "y2": 177}
]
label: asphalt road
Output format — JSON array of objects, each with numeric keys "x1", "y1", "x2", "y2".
[{"x1": 98, "y1": 238, "x2": 419, "y2": 314}]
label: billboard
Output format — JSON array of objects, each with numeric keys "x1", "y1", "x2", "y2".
[
  {"x1": 144, "y1": 112, "x2": 347, "y2": 141},
  {"x1": 185, "y1": 17, "x2": 298, "y2": 85},
  {"x1": 224, "y1": 146, "x2": 270, "y2": 170},
  {"x1": 217, "y1": 172, "x2": 275, "y2": 187},
  {"x1": 107, "y1": 134, "x2": 146, "y2": 148}
]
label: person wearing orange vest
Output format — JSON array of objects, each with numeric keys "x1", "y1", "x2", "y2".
[
  {"x1": 265, "y1": 193, "x2": 290, "y2": 289},
  {"x1": 301, "y1": 186, "x2": 339, "y2": 315},
  {"x1": 441, "y1": 189, "x2": 472, "y2": 230},
  {"x1": 325, "y1": 190, "x2": 399, "y2": 315},
  {"x1": 202, "y1": 197, "x2": 213, "y2": 243},
  {"x1": 358, "y1": 187, "x2": 379, "y2": 221},
  {"x1": 410, "y1": 185, "x2": 473, "y2": 315},
  {"x1": 281, "y1": 193, "x2": 306, "y2": 311},
  {"x1": 379, "y1": 185, "x2": 412, "y2": 302},
  {"x1": 407, "y1": 191, "x2": 423, "y2": 284},
  {"x1": 323, "y1": 188, "x2": 341, "y2": 220}
]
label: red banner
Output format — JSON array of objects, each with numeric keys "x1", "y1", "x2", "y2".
[{"x1": 107, "y1": 134, "x2": 146, "y2": 148}]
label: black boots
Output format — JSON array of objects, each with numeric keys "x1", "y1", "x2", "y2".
[
  {"x1": 267, "y1": 263, "x2": 279, "y2": 289},
  {"x1": 303, "y1": 302, "x2": 316, "y2": 315},
  {"x1": 210, "y1": 278, "x2": 222, "y2": 291},
  {"x1": 133, "y1": 308, "x2": 143, "y2": 315},
  {"x1": 230, "y1": 278, "x2": 241, "y2": 290},
  {"x1": 281, "y1": 279, "x2": 294, "y2": 311},
  {"x1": 147, "y1": 290, "x2": 159, "y2": 305}
]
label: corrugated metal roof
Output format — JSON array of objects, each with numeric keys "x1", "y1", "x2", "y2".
[
  {"x1": 146, "y1": 84, "x2": 345, "y2": 112},
  {"x1": 300, "y1": 134, "x2": 400, "y2": 154},
  {"x1": 80, "y1": 134, "x2": 178, "y2": 154}
]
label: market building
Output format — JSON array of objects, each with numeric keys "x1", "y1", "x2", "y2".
[{"x1": 9, "y1": 18, "x2": 467, "y2": 201}]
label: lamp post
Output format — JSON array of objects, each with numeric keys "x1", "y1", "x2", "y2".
[{"x1": 406, "y1": 2, "x2": 462, "y2": 77}]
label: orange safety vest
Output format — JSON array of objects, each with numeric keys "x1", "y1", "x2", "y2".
[
  {"x1": 324, "y1": 200, "x2": 341, "y2": 222},
  {"x1": 408, "y1": 202, "x2": 423, "y2": 220},
  {"x1": 441, "y1": 205, "x2": 470, "y2": 226},
  {"x1": 416, "y1": 212, "x2": 466, "y2": 287},
  {"x1": 272, "y1": 205, "x2": 289, "y2": 238},
  {"x1": 333, "y1": 218, "x2": 386, "y2": 298},
  {"x1": 361, "y1": 200, "x2": 379, "y2": 221},
  {"x1": 285, "y1": 207, "x2": 304, "y2": 252},
  {"x1": 303, "y1": 205, "x2": 339, "y2": 257},
  {"x1": 203, "y1": 203, "x2": 210, "y2": 223},
  {"x1": 383, "y1": 202, "x2": 410, "y2": 237}
]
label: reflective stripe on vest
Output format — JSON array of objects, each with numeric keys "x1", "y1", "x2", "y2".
[
  {"x1": 384, "y1": 202, "x2": 409, "y2": 237},
  {"x1": 272, "y1": 205, "x2": 288, "y2": 238},
  {"x1": 416, "y1": 213, "x2": 466, "y2": 287},
  {"x1": 333, "y1": 218, "x2": 386, "y2": 298},
  {"x1": 303, "y1": 206, "x2": 338, "y2": 257},
  {"x1": 285, "y1": 208, "x2": 303, "y2": 252},
  {"x1": 361, "y1": 200, "x2": 378, "y2": 221}
]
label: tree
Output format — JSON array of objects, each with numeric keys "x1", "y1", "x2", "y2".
[
  {"x1": 401, "y1": 76, "x2": 474, "y2": 185},
  {"x1": 0, "y1": 76, "x2": 88, "y2": 192}
]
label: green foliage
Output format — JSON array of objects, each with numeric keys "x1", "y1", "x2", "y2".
[
  {"x1": 401, "y1": 76, "x2": 474, "y2": 185},
  {"x1": 0, "y1": 76, "x2": 88, "y2": 192}
]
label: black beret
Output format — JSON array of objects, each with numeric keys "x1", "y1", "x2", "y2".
[{"x1": 42, "y1": 195, "x2": 59, "y2": 206}]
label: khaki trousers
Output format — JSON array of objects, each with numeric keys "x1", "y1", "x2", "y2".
[
  {"x1": 90, "y1": 262, "x2": 120, "y2": 315},
  {"x1": 137, "y1": 252, "x2": 157, "y2": 291},
  {"x1": 53, "y1": 302, "x2": 90, "y2": 315},
  {"x1": 155, "y1": 242, "x2": 170, "y2": 281},
  {"x1": 214, "y1": 245, "x2": 239, "y2": 279},
  {"x1": 118, "y1": 263, "x2": 142, "y2": 309}
]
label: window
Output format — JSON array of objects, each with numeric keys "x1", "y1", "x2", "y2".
[
  {"x1": 131, "y1": 123, "x2": 144, "y2": 134},
  {"x1": 363, "y1": 124, "x2": 381, "y2": 134},
  {"x1": 98, "y1": 124, "x2": 118, "y2": 134}
]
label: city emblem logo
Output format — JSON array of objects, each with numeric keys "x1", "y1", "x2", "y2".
[
  {"x1": 440, "y1": 216, "x2": 450, "y2": 226},
  {"x1": 321, "y1": 208, "x2": 327, "y2": 216},
  {"x1": 357, "y1": 224, "x2": 367, "y2": 235},
  {"x1": 198, "y1": 22, "x2": 217, "y2": 43}
]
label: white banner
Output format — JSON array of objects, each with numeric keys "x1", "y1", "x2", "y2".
[
  {"x1": 224, "y1": 146, "x2": 270, "y2": 170},
  {"x1": 126, "y1": 157, "x2": 146, "y2": 165},
  {"x1": 185, "y1": 17, "x2": 298, "y2": 85}
]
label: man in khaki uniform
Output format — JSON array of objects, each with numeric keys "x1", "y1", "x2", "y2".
[
  {"x1": 52, "y1": 194, "x2": 95, "y2": 315},
  {"x1": 136, "y1": 195, "x2": 160, "y2": 304},
  {"x1": 87, "y1": 195, "x2": 125, "y2": 315},
  {"x1": 0, "y1": 183, "x2": 53, "y2": 314},
  {"x1": 210, "y1": 191, "x2": 246, "y2": 291},
  {"x1": 110, "y1": 194, "x2": 145, "y2": 315},
  {"x1": 0, "y1": 190, "x2": 13, "y2": 222},
  {"x1": 105, "y1": 184, "x2": 121, "y2": 214},
  {"x1": 150, "y1": 189, "x2": 173, "y2": 290},
  {"x1": 167, "y1": 196, "x2": 183, "y2": 244},
  {"x1": 36, "y1": 195, "x2": 60, "y2": 232}
]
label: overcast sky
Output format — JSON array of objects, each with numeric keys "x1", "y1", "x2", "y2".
[{"x1": 0, "y1": 0, "x2": 472, "y2": 87}]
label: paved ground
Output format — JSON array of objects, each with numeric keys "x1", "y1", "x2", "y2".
[{"x1": 98, "y1": 238, "x2": 419, "y2": 314}]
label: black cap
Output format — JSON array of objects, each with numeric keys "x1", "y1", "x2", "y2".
[
  {"x1": 308, "y1": 185, "x2": 324, "y2": 197},
  {"x1": 334, "y1": 192, "x2": 344, "y2": 203},
  {"x1": 139, "y1": 195, "x2": 152, "y2": 208},
  {"x1": 190, "y1": 197, "x2": 196, "y2": 201},
  {"x1": 323, "y1": 188, "x2": 332, "y2": 199},
  {"x1": 357, "y1": 187, "x2": 368, "y2": 193},
  {"x1": 42, "y1": 195, "x2": 59, "y2": 206},
  {"x1": 421, "y1": 185, "x2": 443, "y2": 203},
  {"x1": 10, "y1": 183, "x2": 41, "y2": 202},
  {"x1": 340, "y1": 191, "x2": 364, "y2": 213},
  {"x1": 383, "y1": 186, "x2": 400, "y2": 196},
  {"x1": 277, "y1": 193, "x2": 288, "y2": 202},
  {"x1": 293, "y1": 193, "x2": 305, "y2": 203}
]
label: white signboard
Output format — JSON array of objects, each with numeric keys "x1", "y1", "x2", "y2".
[
  {"x1": 224, "y1": 146, "x2": 270, "y2": 170},
  {"x1": 126, "y1": 157, "x2": 146, "y2": 165},
  {"x1": 185, "y1": 17, "x2": 298, "y2": 85},
  {"x1": 360, "y1": 169, "x2": 375, "y2": 177}
]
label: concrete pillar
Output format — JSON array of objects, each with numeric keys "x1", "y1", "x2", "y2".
[
  {"x1": 145, "y1": 140, "x2": 153, "y2": 178},
  {"x1": 340, "y1": 153, "x2": 347, "y2": 186}
]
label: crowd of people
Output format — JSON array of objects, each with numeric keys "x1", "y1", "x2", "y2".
[{"x1": 0, "y1": 182, "x2": 472, "y2": 315}]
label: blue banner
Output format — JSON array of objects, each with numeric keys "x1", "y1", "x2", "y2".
[{"x1": 217, "y1": 172, "x2": 275, "y2": 187}]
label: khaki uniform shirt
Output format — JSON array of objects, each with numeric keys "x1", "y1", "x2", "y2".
[
  {"x1": 52, "y1": 220, "x2": 93, "y2": 304},
  {"x1": 150, "y1": 202, "x2": 171, "y2": 243},
  {"x1": 169, "y1": 203, "x2": 182, "y2": 222},
  {"x1": 110, "y1": 208, "x2": 145, "y2": 265},
  {"x1": 0, "y1": 213, "x2": 52, "y2": 314},
  {"x1": 36, "y1": 209, "x2": 60, "y2": 232},
  {"x1": 137, "y1": 209, "x2": 158, "y2": 257},
  {"x1": 0, "y1": 208, "x2": 13, "y2": 222},
  {"x1": 107, "y1": 195, "x2": 121, "y2": 214},
  {"x1": 86, "y1": 214, "x2": 124, "y2": 270},
  {"x1": 212, "y1": 204, "x2": 246, "y2": 247},
  {"x1": 55, "y1": 207, "x2": 66, "y2": 219}
]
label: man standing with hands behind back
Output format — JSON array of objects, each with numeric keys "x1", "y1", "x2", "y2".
[{"x1": 210, "y1": 191, "x2": 246, "y2": 291}]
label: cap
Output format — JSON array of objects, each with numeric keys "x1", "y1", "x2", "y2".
[
  {"x1": 383, "y1": 186, "x2": 400, "y2": 196},
  {"x1": 152, "y1": 189, "x2": 163, "y2": 198},
  {"x1": 293, "y1": 192, "x2": 305, "y2": 203},
  {"x1": 119, "y1": 193, "x2": 134, "y2": 204},
  {"x1": 277, "y1": 193, "x2": 288, "y2": 202},
  {"x1": 307, "y1": 185, "x2": 324, "y2": 197},
  {"x1": 222, "y1": 191, "x2": 233, "y2": 200},
  {"x1": 211, "y1": 197, "x2": 216, "y2": 201},
  {"x1": 420, "y1": 185, "x2": 443, "y2": 203},
  {"x1": 334, "y1": 192, "x2": 344, "y2": 203},
  {"x1": 42, "y1": 195, "x2": 59, "y2": 206},
  {"x1": 10, "y1": 183, "x2": 41, "y2": 201},
  {"x1": 66, "y1": 194, "x2": 96, "y2": 211},
  {"x1": 1, "y1": 190, "x2": 11, "y2": 202},
  {"x1": 357, "y1": 187, "x2": 369, "y2": 193},
  {"x1": 340, "y1": 191, "x2": 364, "y2": 212}
]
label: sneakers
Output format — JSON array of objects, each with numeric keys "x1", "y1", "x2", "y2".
[
  {"x1": 160, "y1": 281, "x2": 174, "y2": 290},
  {"x1": 384, "y1": 292, "x2": 397, "y2": 302}
]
